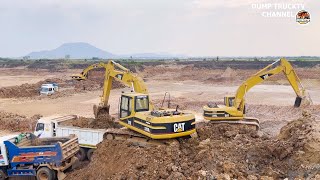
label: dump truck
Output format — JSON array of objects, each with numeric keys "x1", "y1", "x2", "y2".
[
  {"x1": 34, "y1": 115, "x2": 106, "y2": 161},
  {"x1": 0, "y1": 133, "x2": 79, "y2": 180}
]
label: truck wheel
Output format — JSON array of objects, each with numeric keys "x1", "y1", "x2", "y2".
[
  {"x1": 0, "y1": 170, "x2": 6, "y2": 180},
  {"x1": 36, "y1": 167, "x2": 54, "y2": 180},
  {"x1": 87, "y1": 149, "x2": 95, "y2": 161},
  {"x1": 76, "y1": 148, "x2": 87, "y2": 161}
]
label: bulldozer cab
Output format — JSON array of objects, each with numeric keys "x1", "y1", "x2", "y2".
[
  {"x1": 119, "y1": 93, "x2": 150, "y2": 118},
  {"x1": 224, "y1": 96, "x2": 235, "y2": 107}
]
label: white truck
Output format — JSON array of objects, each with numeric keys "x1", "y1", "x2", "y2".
[
  {"x1": 40, "y1": 83, "x2": 59, "y2": 95},
  {"x1": 34, "y1": 115, "x2": 106, "y2": 161}
]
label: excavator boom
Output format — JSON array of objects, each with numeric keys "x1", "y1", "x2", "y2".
[
  {"x1": 233, "y1": 58, "x2": 309, "y2": 112},
  {"x1": 72, "y1": 61, "x2": 152, "y2": 116}
]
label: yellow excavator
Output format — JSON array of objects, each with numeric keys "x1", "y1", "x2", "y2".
[
  {"x1": 203, "y1": 58, "x2": 312, "y2": 130},
  {"x1": 72, "y1": 61, "x2": 196, "y2": 140}
]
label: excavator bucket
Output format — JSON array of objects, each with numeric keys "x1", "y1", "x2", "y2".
[
  {"x1": 294, "y1": 92, "x2": 313, "y2": 108},
  {"x1": 93, "y1": 104, "x2": 110, "y2": 118},
  {"x1": 294, "y1": 96, "x2": 302, "y2": 107}
]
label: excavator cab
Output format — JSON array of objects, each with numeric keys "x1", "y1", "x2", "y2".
[
  {"x1": 119, "y1": 93, "x2": 150, "y2": 118},
  {"x1": 224, "y1": 96, "x2": 235, "y2": 107}
]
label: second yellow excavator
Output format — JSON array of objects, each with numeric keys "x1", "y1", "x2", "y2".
[
  {"x1": 203, "y1": 58, "x2": 312, "y2": 130},
  {"x1": 72, "y1": 61, "x2": 196, "y2": 140}
]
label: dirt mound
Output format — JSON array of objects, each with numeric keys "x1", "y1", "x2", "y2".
[
  {"x1": 221, "y1": 67, "x2": 237, "y2": 78},
  {"x1": 204, "y1": 67, "x2": 239, "y2": 84},
  {"x1": 0, "y1": 111, "x2": 41, "y2": 132},
  {"x1": 62, "y1": 114, "x2": 117, "y2": 129},
  {"x1": 69, "y1": 114, "x2": 320, "y2": 179},
  {"x1": 0, "y1": 72, "x2": 124, "y2": 99},
  {"x1": 0, "y1": 81, "x2": 47, "y2": 98},
  {"x1": 0, "y1": 78, "x2": 67, "y2": 98}
]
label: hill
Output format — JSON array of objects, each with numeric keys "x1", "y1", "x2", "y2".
[{"x1": 27, "y1": 42, "x2": 115, "y2": 59}]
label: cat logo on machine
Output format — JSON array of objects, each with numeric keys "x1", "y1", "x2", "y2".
[
  {"x1": 260, "y1": 73, "x2": 273, "y2": 80},
  {"x1": 173, "y1": 123, "x2": 185, "y2": 132}
]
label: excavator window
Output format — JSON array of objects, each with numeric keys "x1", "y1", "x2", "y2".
[
  {"x1": 224, "y1": 97, "x2": 235, "y2": 107},
  {"x1": 120, "y1": 96, "x2": 132, "y2": 118},
  {"x1": 135, "y1": 95, "x2": 149, "y2": 112},
  {"x1": 228, "y1": 97, "x2": 235, "y2": 107}
]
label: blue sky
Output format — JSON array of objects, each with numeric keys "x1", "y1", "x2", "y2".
[{"x1": 0, "y1": 0, "x2": 319, "y2": 57}]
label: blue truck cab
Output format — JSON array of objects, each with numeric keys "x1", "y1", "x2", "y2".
[{"x1": 0, "y1": 133, "x2": 79, "y2": 180}]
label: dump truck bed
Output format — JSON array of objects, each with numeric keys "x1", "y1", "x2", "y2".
[
  {"x1": 57, "y1": 126, "x2": 106, "y2": 148},
  {"x1": 4, "y1": 134, "x2": 79, "y2": 167}
]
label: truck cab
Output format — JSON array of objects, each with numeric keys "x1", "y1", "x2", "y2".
[
  {"x1": 34, "y1": 115, "x2": 76, "y2": 138},
  {"x1": 40, "y1": 83, "x2": 58, "y2": 96}
]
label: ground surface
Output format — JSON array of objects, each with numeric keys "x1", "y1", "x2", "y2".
[{"x1": 0, "y1": 61, "x2": 319, "y2": 179}]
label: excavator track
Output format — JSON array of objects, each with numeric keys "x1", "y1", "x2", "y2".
[
  {"x1": 208, "y1": 117, "x2": 260, "y2": 131},
  {"x1": 103, "y1": 128, "x2": 180, "y2": 147}
]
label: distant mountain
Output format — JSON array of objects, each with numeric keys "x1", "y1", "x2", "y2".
[
  {"x1": 26, "y1": 42, "x2": 186, "y2": 59},
  {"x1": 27, "y1": 42, "x2": 115, "y2": 59}
]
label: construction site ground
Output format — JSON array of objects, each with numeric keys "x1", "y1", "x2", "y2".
[{"x1": 0, "y1": 61, "x2": 319, "y2": 179}]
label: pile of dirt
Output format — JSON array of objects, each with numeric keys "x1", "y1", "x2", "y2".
[
  {"x1": 0, "y1": 82, "x2": 42, "y2": 98},
  {"x1": 221, "y1": 67, "x2": 237, "y2": 78},
  {"x1": 0, "y1": 72, "x2": 124, "y2": 99},
  {"x1": 247, "y1": 104, "x2": 320, "y2": 136},
  {"x1": 205, "y1": 67, "x2": 239, "y2": 84},
  {"x1": 62, "y1": 114, "x2": 118, "y2": 129},
  {"x1": 0, "y1": 111, "x2": 41, "y2": 132},
  {"x1": 0, "y1": 78, "x2": 68, "y2": 98},
  {"x1": 69, "y1": 113, "x2": 320, "y2": 180}
]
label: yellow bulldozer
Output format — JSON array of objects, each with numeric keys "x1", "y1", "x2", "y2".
[{"x1": 203, "y1": 58, "x2": 312, "y2": 130}]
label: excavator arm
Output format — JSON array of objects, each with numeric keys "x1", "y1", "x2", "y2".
[
  {"x1": 72, "y1": 61, "x2": 151, "y2": 116},
  {"x1": 234, "y1": 58, "x2": 308, "y2": 111}
]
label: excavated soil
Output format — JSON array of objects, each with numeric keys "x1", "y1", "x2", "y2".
[
  {"x1": 69, "y1": 112, "x2": 320, "y2": 180},
  {"x1": 0, "y1": 111, "x2": 41, "y2": 132},
  {"x1": 62, "y1": 114, "x2": 118, "y2": 129}
]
